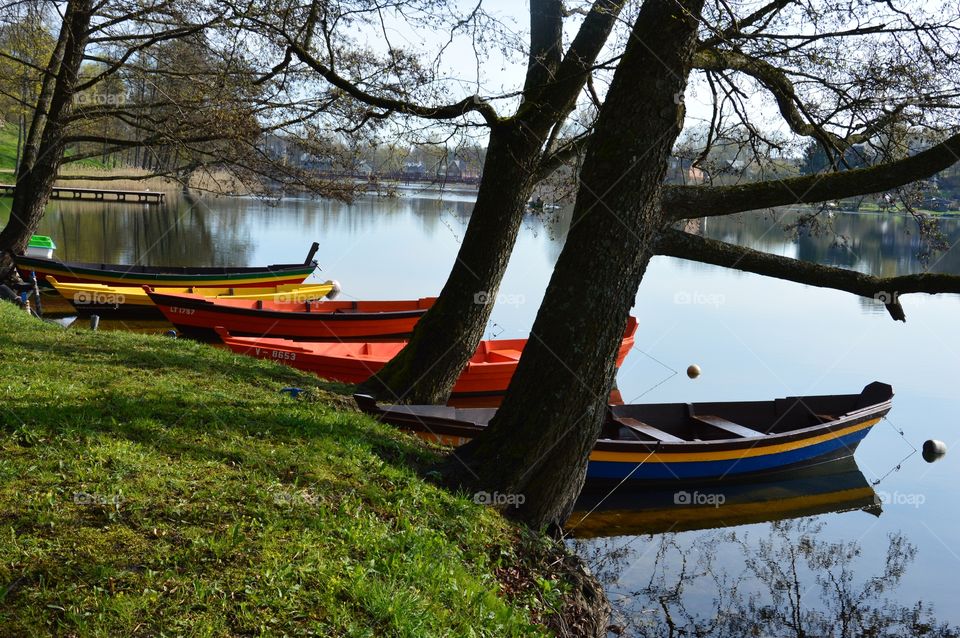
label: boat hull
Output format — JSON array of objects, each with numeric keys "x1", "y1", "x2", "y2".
[
  {"x1": 152, "y1": 293, "x2": 436, "y2": 341},
  {"x1": 220, "y1": 319, "x2": 637, "y2": 397},
  {"x1": 354, "y1": 382, "x2": 892, "y2": 483},
  {"x1": 48, "y1": 278, "x2": 337, "y2": 317},
  {"x1": 585, "y1": 419, "x2": 876, "y2": 480},
  {"x1": 15, "y1": 255, "x2": 316, "y2": 288}
]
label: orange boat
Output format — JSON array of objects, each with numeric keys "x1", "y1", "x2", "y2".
[
  {"x1": 216, "y1": 317, "x2": 638, "y2": 399},
  {"x1": 147, "y1": 289, "x2": 436, "y2": 341}
]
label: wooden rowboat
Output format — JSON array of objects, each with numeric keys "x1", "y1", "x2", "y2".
[
  {"x1": 217, "y1": 317, "x2": 638, "y2": 399},
  {"x1": 14, "y1": 244, "x2": 319, "y2": 288},
  {"x1": 152, "y1": 292, "x2": 437, "y2": 341},
  {"x1": 47, "y1": 277, "x2": 339, "y2": 317},
  {"x1": 565, "y1": 456, "x2": 880, "y2": 537},
  {"x1": 353, "y1": 382, "x2": 893, "y2": 481}
]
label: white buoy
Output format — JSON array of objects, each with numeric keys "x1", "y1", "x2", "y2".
[
  {"x1": 686, "y1": 364, "x2": 701, "y2": 379},
  {"x1": 923, "y1": 439, "x2": 947, "y2": 463},
  {"x1": 326, "y1": 280, "x2": 342, "y2": 300}
]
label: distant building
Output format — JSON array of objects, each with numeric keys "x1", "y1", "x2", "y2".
[{"x1": 401, "y1": 161, "x2": 426, "y2": 181}]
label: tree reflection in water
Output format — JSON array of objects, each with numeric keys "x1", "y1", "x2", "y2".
[{"x1": 571, "y1": 519, "x2": 957, "y2": 637}]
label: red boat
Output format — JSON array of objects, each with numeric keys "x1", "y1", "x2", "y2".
[
  {"x1": 215, "y1": 317, "x2": 638, "y2": 399},
  {"x1": 147, "y1": 289, "x2": 436, "y2": 341}
]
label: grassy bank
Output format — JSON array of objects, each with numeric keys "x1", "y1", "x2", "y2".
[
  {"x1": 0, "y1": 123, "x2": 110, "y2": 174},
  {"x1": 0, "y1": 304, "x2": 568, "y2": 636},
  {"x1": 0, "y1": 123, "x2": 19, "y2": 170}
]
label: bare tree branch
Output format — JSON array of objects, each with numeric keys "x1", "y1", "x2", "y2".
[
  {"x1": 656, "y1": 228, "x2": 960, "y2": 321},
  {"x1": 283, "y1": 41, "x2": 502, "y2": 126}
]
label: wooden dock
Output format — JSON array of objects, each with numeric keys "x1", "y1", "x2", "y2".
[{"x1": 0, "y1": 184, "x2": 165, "y2": 204}]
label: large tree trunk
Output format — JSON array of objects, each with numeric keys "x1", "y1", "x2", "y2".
[
  {"x1": 358, "y1": 123, "x2": 544, "y2": 403},
  {"x1": 0, "y1": 0, "x2": 93, "y2": 276},
  {"x1": 449, "y1": 0, "x2": 706, "y2": 531}
]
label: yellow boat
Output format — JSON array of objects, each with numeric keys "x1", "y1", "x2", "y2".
[{"x1": 47, "y1": 277, "x2": 340, "y2": 316}]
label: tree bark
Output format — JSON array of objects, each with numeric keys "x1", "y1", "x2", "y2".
[
  {"x1": 0, "y1": 0, "x2": 92, "y2": 273},
  {"x1": 449, "y1": 0, "x2": 706, "y2": 530}
]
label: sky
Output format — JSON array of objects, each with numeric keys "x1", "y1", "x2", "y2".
[{"x1": 359, "y1": 0, "x2": 773, "y2": 147}]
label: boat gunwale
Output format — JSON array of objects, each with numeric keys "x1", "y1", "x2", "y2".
[
  {"x1": 356, "y1": 393, "x2": 893, "y2": 455},
  {"x1": 148, "y1": 290, "x2": 435, "y2": 321},
  {"x1": 15, "y1": 255, "x2": 317, "y2": 280},
  {"x1": 219, "y1": 335, "x2": 629, "y2": 371},
  {"x1": 48, "y1": 278, "x2": 336, "y2": 312},
  {"x1": 219, "y1": 334, "x2": 534, "y2": 370}
]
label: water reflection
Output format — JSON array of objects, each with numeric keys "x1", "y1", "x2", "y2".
[
  {"x1": 566, "y1": 457, "x2": 960, "y2": 636},
  {"x1": 29, "y1": 199, "x2": 252, "y2": 266},
  {"x1": 566, "y1": 457, "x2": 881, "y2": 538},
  {"x1": 6, "y1": 193, "x2": 486, "y2": 267},
  {"x1": 696, "y1": 210, "x2": 960, "y2": 275},
  {"x1": 571, "y1": 516, "x2": 956, "y2": 637},
  {"x1": 8, "y1": 195, "x2": 955, "y2": 283}
]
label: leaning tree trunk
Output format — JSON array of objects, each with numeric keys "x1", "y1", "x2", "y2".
[
  {"x1": 0, "y1": 0, "x2": 92, "y2": 276},
  {"x1": 357, "y1": 0, "x2": 625, "y2": 404},
  {"x1": 358, "y1": 123, "x2": 544, "y2": 403},
  {"x1": 450, "y1": 0, "x2": 706, "y2": 531}
]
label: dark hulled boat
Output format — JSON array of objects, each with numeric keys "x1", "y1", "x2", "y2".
[
  {"x1": 354, "y1": 382, "x2": 893, "y2": 482},
  {"x1": 15, "y1": 254, "x2": 317, "y2": 288}
]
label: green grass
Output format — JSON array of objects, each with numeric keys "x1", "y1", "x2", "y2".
[
  {"x1": 0, "y1": 305, "x2": 558, "y2": 636},
  {"x1": 0, "y1": 122, "x2": 111, "y2": 172},
  {"x1": 0, "y1": 122, "x2": 20, "y2": 172}
]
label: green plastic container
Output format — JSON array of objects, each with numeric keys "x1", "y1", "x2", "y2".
[{"x1": 26, "y1": 235, "x2": 57, "y2": 258}]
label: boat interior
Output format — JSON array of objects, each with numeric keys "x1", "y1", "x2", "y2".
[
  {"x1": 604, "y1": 382, "x2": 892, "y2": 443},
  {"x1": 358, "y1": 382, "x2": 892, "y2": 443},
  {"x1": 470, "y1": 341, "x2": 526, "y2": 364}
]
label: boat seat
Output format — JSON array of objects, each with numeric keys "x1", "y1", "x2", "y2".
[
  {"x1": 454, "y1": 407, "x2": 497, "y2": 425},
  {"x1": 388, "y1": 405, "x2": 458, "y2": 420},
  {"x1": 486, "y1": 349, "x2": 523, "y2": 363},
  {"x1": 815, "y1": 413, "x2": 837, "y2": 423},
  {"x1": 694, "y1": 415, "x2": 765, "y2": 438},
  {"x1": 617, "y1": 417, "x2": 685, "y2": 443}
]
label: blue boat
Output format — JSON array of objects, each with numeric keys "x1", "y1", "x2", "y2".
[{"x1": 354, "y1": 382, "x2": 893, "y2": 483}]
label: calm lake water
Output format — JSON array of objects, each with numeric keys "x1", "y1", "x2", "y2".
[{"x1": 5, "y1": 191, "x2": 960, "y2": 634}]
